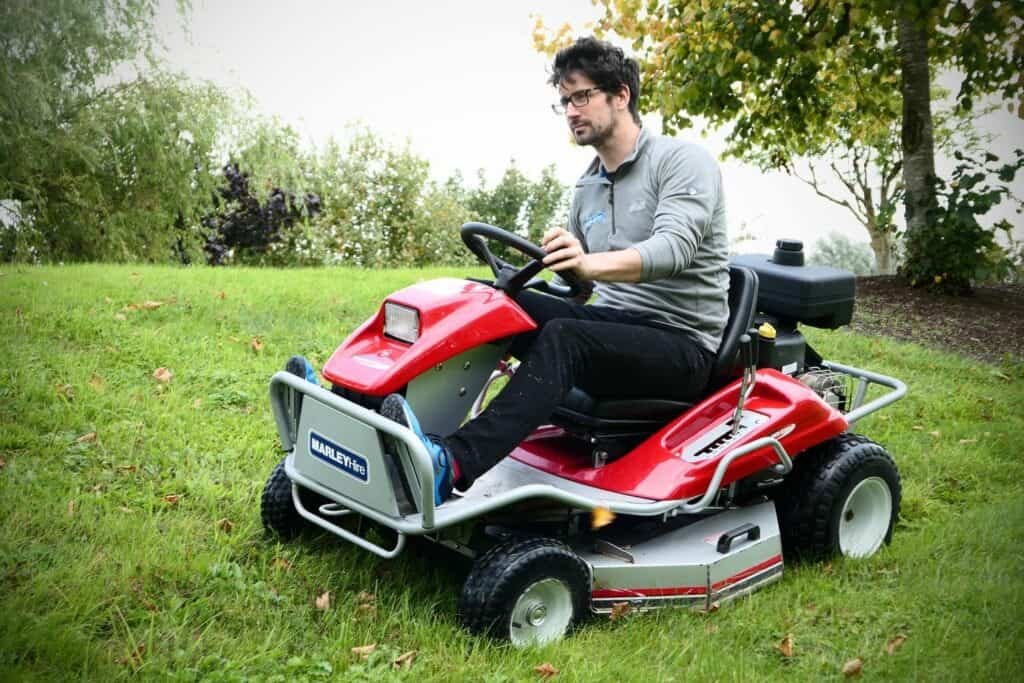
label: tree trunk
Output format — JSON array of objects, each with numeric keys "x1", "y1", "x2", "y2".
[
  {"x1": 868, "y1": 224, "x2": 894, "y2": 275},
  {"x1": 897, "y1": 10, "x2": 938, "y2": 279}
]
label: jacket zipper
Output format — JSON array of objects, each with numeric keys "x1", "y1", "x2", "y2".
[{"x1": 609, "y1": 178, "x2": 616, "y2": 235}]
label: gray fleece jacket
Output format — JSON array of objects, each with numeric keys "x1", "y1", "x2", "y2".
[{"x1": 567, "y1": 127, "x2": 730, "y2": 353}]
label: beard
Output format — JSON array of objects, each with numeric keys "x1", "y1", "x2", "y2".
[{"x1": 572, "y1": 116, "x2": 616, "y2": 148}]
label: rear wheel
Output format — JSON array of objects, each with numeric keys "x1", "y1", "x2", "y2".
[
  {"x1": 458, "y1": 537, "x2": 590, "y2": 646},
  {"x1": 775, "y1": 433, "x2": 901, "y2": 560}
]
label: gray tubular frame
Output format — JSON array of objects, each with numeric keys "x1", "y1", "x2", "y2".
[
  {"x1": 822, "y1": 361, "x2": 907, "y2": 426},
  {"x1": 268, "y1": 360, "x2": 904, "y2": 551}
]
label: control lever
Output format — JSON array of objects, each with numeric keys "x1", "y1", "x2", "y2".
[{"x1": 731, "y1": 332, "x2": 757, "y2": 436}]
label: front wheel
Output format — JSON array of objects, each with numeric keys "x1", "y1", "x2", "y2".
[
  {"x1": 775, "y1": 433, "x2": 901, "y2": 560},
  {"x1": 458, "y1": 537, "x2": 590, "y2": 647},
  {"x1": 260, "y1": 457, "x2": 329, "y2": 539}
]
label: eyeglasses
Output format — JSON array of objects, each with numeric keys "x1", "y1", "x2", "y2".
[{"x1": 551, "y1": 87, "x2": 603, "y2": 114}]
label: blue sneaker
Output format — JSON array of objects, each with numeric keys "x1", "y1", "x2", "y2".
[
  {"x1": 380, "y1": 394, "x2": 454, "y2": 506},
  {"x1": 285, "y1": 355, "x2": 319, "y2": 385}
]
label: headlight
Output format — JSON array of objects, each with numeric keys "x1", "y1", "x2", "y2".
[{"x1": 384, "y1": 302, "x2": 420, "y2": 343}]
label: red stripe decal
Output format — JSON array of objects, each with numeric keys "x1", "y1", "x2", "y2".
[
  {"x1": 592, "y1": 585, "x2": 707, "y2": 599},
  {"x1": 711, "y1": 554, "x2": 783, "y2": 591}
]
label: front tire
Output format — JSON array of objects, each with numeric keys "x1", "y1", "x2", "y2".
[
  {"x1": 260, "y1": 457, "x2": 328, "y2": 539},
  {"x1": 458, "y1": 537, "x2": 590, "y2": 647},
  {"x1": 776, "y1": 433, "x2": 901, "y2": 560}
]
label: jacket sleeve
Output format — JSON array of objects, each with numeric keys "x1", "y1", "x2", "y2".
[{"x1": 632, "y1": 143, "x2": 721, "y2": 280}]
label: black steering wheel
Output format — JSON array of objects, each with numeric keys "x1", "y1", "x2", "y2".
[{"x1": 459, "y1": 222, "x2": 584, "y2": 299}]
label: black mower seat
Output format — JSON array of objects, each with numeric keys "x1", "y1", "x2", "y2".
[{"x1": 550, "y1": 265, "x2": 759, "y2": 435}]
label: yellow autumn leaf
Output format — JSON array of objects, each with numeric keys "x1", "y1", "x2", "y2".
[
  {"x1": 591, "y1": 506, "x2": 616, "y2": 529},
  {"x1": 351, "y1": 643, "x2": 376, "y2": 658}
]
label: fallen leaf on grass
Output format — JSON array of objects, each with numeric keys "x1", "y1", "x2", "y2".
[
  {"x1": 393, "y1": 650, "x2": 416, "y2": 669},
  {"x1": 215, "y1": 291, "x2": 227, "y2": 300},
  {"x1": 609, "y1": 601, "x2": 632, "y2": 621},
  {"x1": 153, "y1": 367, "x2": 173, "y2": 383},
  {"x1": 315, "y1": 591, "x2": 331, "y2": 611},
  {"x1": 67, "y1": 500, "x2": 76, "y2": 516},
  {"x1": 705, "y1": 622, "x2": 718, "y2": 634},
  {"x1": 55, "y1": 383, "x2": 75, "y2": 400},
  {"x1": 272, "y1": 557, "x2": 293, "y2": 571},
  {"x1": 911, "y1": 425, "x2": 924, "y2": 431},
  {"x1": 251, "y1": 337, "x2": 264, "y2": 352},
  {"x1": 885, "y1": 634, "x2": 907, "y2": 655},
  {"x1": 162, "y1": 494, "x2": 180, "y2": 506},
  {"x1": 0, "y1": 457, "x2": 6, "y2": 470},
  {"x1": 357, "y1": 590, "x2": 377, "y2": 615},
  {"x1": 928, "y1": 430, "x2": 940, "y2": 438},
  {"x1": 842, "y1": 658, "x2": 863, "y2": 677},
  {"x1": 698, "y1": 601, "x2": 720, "y2": 615},
  {"x1": 216, "y1": 518, "x2": 234, "y2": 533},
  {"x1": 534, "y1": 662, "x2": 559, "y2": 679},
  {"x1": 118, "y1": 464, "x2": 137, "y2": 473},
  {"x1": 76, "y1": 431, "x2": 97, "y2": 444},
  {"x1": 778, "y1": 634, "x2": 794, "y2": 658},
  {"x1": 89, "y1": 374, "x2": 105, "y2": 390},
  {"x1": 119, "y1": 506, "x2": 134, "y2": 514},
  {"x1": 591, "y1": 506, "x2": 615, "y2": 529},
  {"x1": 350, "y1": 643, "x2": 376, "y2": 658},
  {"x1": 958, "y1": 438, "x2": 977, "y2": 445},
  {"x1": 823, "y1": 562, "x2": 834, "y2": 575},
  {"x1": 193, "y1": 398, "x2": 203, "y2": 409},
  {"x1": 117, "y1": 644, "x2": 146, "y2": 667}
]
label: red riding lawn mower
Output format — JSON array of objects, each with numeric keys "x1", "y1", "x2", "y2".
[{"x1": 262, "y1": 223, "x2": 906, "y2": 646}]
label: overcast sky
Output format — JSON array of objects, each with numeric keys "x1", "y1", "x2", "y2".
[{"x1": 156, "y1": 0, "x2": 1023, "y2": 255}]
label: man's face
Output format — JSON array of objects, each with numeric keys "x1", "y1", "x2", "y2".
[{"x1": 557, "y1": 72, "x2": 620, "y2": 148}]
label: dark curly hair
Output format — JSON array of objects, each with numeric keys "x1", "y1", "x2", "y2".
[{"x1": 548, "y1": 36, "x2": 641, "y2": 124}]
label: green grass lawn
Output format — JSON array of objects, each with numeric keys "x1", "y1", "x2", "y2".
[{"x1": 1, "y1": 264, "x2": 1022, "y2": 681}]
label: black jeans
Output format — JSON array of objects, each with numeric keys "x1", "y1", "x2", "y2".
[{"x1": 445, "y1": 290, "x2": 715, "y2": 487}]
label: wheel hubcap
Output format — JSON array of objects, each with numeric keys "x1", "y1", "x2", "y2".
[
  {"x1": 509, "y1": 578, "x2": 573, "y2": 647},
  {"x1": 839, "y1": 476, "x2": 893, "y2": 558},
  {"x1": 525, "y1": 601, "x2": 548, "y2": 626}
]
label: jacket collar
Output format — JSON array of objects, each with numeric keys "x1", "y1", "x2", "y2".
[{"x1": 576, "y1": 126, "x2": 650, "y2": 187}]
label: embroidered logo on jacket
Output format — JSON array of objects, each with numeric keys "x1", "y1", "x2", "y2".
[{"x1": 582, "y1": 210, "x2": 607, "y2": 231}]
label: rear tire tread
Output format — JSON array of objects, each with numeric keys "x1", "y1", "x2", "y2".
[{"x1": 776, "y1": 433, "x2": 901, "y2": 560}]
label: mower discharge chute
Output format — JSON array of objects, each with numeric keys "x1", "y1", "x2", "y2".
[{"x1": 263, "y1": 223, "x2": 906, "y2": 646}]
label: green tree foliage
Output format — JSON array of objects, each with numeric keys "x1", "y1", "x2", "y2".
[
  {"x1": 466, "y1": 162, "x2": 568, "y2": 261},
  {"x1": 1, "y1": 73, "x2": 229, "y2": 262},
  {"x1": 534, "y1": 0, "x2": 1022, "y2": 291},
  {"x1": 808, "y1": 232, "x2": 876, "y2": 275},
  {"x1": 905, "y1": 149, "x2": 1024, "y2": 291},
  {"x1": 312, "y1": 129, "x2": 431, "y2": 267},
  {"x1": 0, "y1": 0, "x2": 171, "y2": 260}
]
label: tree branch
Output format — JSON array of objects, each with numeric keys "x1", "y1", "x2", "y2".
[{"x1": 793, "y1": 162, "x2": 867, "y2": 225}]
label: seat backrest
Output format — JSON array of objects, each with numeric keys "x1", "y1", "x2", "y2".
[{"x1": 708, "y1": 265, "x2": 759, "y2": 387}]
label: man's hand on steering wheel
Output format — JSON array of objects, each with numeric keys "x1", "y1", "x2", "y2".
[{"x1": 541, "y1": 227, "x2": 592, "y2": 280}]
